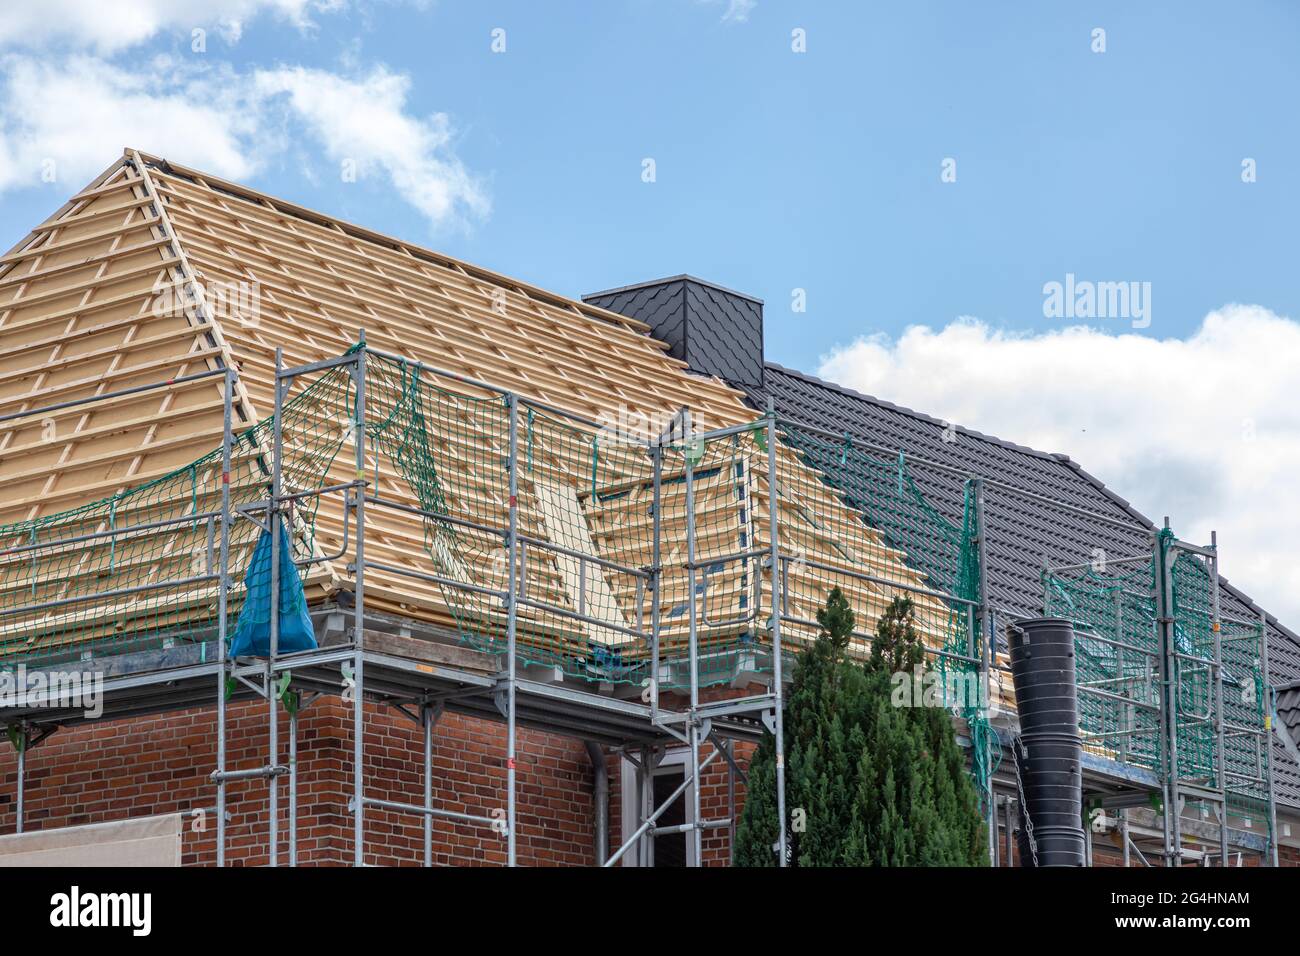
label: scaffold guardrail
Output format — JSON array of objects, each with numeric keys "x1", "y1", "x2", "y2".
[{"x1": 0, "y1": 340, "x2": 1277, "y2": 866}]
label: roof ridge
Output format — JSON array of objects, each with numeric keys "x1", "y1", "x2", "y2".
[
  {"x1": 127, "y1": 149, "x2": 261, "y2": 428},
  {"x1": 131, "y1": 148, "x2": 656, "y2": 340},
  {"x1": 1046, "y1": 453, "x2": 1156, "y2": 532},
  {"x1": 764, "y1": 360, "x2": 1062, "y2": 461},
  {"x1": 585, "y1": 274, "x2": 764, "y2": 305}
]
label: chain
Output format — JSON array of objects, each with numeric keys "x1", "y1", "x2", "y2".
[{"x1": 1012, "y1": 735, "x2": 1039, "y2": 867}]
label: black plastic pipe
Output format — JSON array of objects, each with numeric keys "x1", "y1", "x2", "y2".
[{"x1": 1008, "y1": 617, "x2": 1086, "y2": 867}]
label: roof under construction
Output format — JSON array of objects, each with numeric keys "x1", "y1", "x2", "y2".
[
  {"x1": 0, "y1": 148, "x2": 966, "y2": 679},
  {"x1": 0, "y1": 149, "x2": 1286, "y2": 868}
]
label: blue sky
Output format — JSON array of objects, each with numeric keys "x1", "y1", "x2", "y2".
[
  {"x1": 4, "y1": 1, "x2": 1298, "y2": 370},
  {"x1": 2, "y1": 0, "x2": 1299, "y2": 618}
]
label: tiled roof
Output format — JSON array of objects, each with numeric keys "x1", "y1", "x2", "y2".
[
  {"x1": 745, "y1": 362, "x2": 1300, "y2": 807},
  {"x1": 1277, "y1": 684, "x2": 1300, "y2": 771}
]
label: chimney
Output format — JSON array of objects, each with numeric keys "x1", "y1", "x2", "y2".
[{"x1": 584, "y1": 275, "x2": 764, "y2": 388}]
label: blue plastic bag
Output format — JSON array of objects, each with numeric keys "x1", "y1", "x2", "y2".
[{"x1": 230, "y1": 522, "x2": 317, "y2": 657}]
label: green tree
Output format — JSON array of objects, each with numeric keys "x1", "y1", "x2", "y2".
[{"x1": 734, "y1": 589, "x2": 985, "y2": 866}]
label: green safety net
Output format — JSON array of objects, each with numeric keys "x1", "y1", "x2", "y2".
[
  {"x1": 1043, "y1": 558, "x2": 1163, "y2": 771},
  {"x1": 3, "y1": 342, "x2": 1275, "y2": 854},
  {"x1": 0, "y1": 358, "x2": 357, "y2": 670},
  {"x1": 366, "y1": 356, "x2": 807, "y2": 689},
  {"x1": 1166, "y1": 538, "x2": 1272, "y2": 833},
  {"x1": 1219, "y1": 616, "x2": 1272, "y2": 829},
  {"x1": 0, "y1": 347, "x2": 777, "y2": 688},
  {"x1": 774, "y1": 422, "x2": 998, "y2": 808},
  {"x1": 656, "y1": 425, "x2": 780, "y2": 688},
  {"x1": 1044, "y1": 530, "x2": 1273, "y2": 842},
  {"x1": 364, "y1": 350, "x2": 661, "y2": 683}
]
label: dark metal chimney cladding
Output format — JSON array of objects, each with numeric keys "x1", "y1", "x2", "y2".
[{"x1": 584, "y1": 275, "x2": 765, "y2": 389}]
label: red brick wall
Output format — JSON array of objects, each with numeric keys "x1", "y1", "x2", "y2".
[
  {"x1": 0, "y1": 695, "x2": 764, "y2": 866},
  {"x1": 10, "y1": 703, "x2": 1287, "y2": 867},
  {"x1": 0, "y1": 699, "x2": 601, "y2": 866}
]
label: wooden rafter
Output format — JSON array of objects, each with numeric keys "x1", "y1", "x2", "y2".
[{"x1": 1, "y1": 148, "x2": 964, "y2": 669}]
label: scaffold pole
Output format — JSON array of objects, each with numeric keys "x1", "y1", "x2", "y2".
[
  {"x1": 505, "y1": 391, "x2": 520, "y2": 867},
  {"x1": 352, "y1": 334, "x2": 367, "y2": 866},
  {"x1": 766, "y1": 401, "x2": 789, "y2": 867}
]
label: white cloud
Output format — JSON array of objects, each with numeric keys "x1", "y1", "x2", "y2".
[
  {"x1": 0, "y1": 0, "x2": 340, "y2": 53},
  {"x1": 818, "y1": 306, "x2": 1300, "y2": 624},
  {"x1": 0, "y1": 55, "x2": 487, "y2": 230},
  {"x1": 699, "y1": 0, "x2": 756, "y2": 24},
  {"x1": 252, "y1": 66, "x2": 489, "y2": 227},
  {"x1": 722, "y1": 0, "x2": 757, "y2": 22},
  {"x1": 0, "y1": 55, "x2": 264, "y2": 189}
]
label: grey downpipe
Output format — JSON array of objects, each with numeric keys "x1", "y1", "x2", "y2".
[{"x1": 586, "y1": 741, "x2": 608, "y2": 866}]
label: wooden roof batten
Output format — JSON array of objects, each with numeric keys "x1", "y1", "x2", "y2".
[
  {"x1": 0, "y1": 148, "x2": 967, "y2": 675},
  {"x1": 131, "y1": 149, "x2": 656, "y2": 340}
]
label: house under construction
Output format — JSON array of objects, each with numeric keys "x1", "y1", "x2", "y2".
[{"x1": 0, "y1": 149, "x2": 1295, "y2": 866}]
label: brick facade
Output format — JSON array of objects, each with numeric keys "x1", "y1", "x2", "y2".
[
  {"x1": 0, "y1": 698, "x2": 754, "y2": 866},
  {"x1": 0, "y1": 701, "x2": 589, "y2": 865},
  {"x1": 5, "y1": 699, "x2": 1292, "y2": 867}
]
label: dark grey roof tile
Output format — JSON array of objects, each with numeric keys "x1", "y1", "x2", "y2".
[{"x1": 746, "y1": 361, "x2": 1300, "y2": 807}]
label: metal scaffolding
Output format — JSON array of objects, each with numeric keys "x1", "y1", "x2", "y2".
[
  {"x1": 0, "y1": 339, "x2": 795, "y2": 866},
  {"x1": 1043, "y1": 524, "x2": 1278, "y2": 866},
  {"x1": 0, "y1": 339, "x2": 1280, "y2": 867}
]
